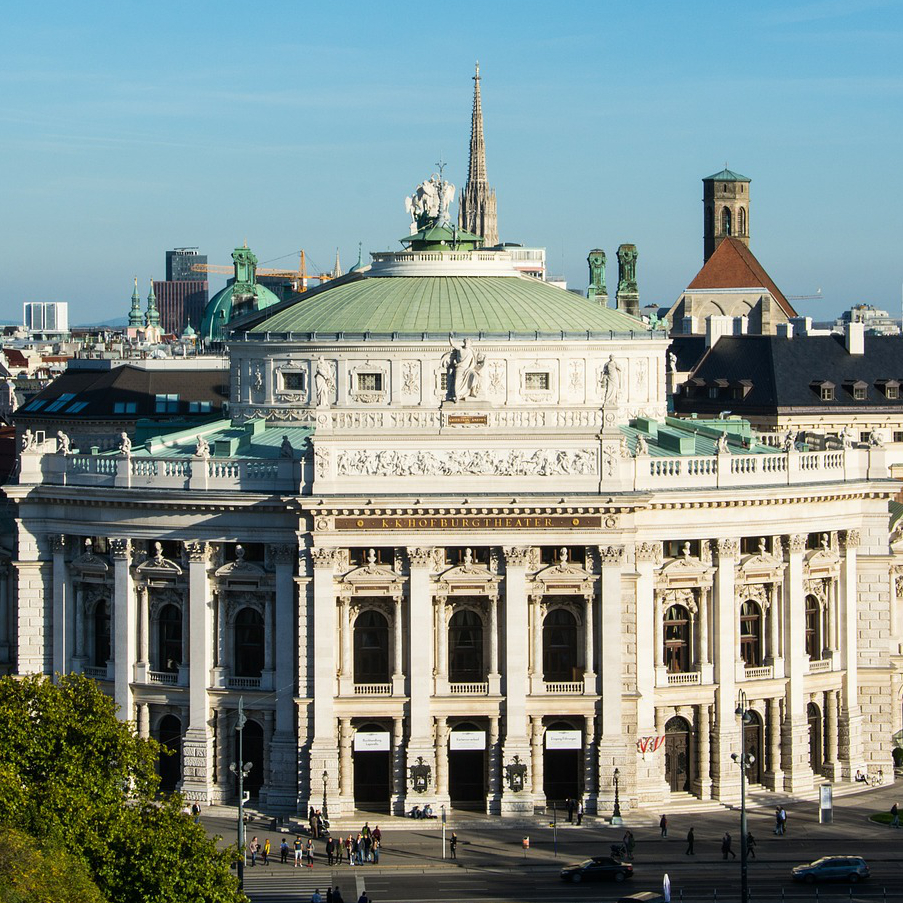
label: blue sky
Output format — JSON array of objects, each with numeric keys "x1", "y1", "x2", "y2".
[{"x1": 1, "y1": 0, "x2": 901, "y2": 324}]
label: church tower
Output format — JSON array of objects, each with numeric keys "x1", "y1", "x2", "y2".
[
  {"x1": 703, "y1": 168, "x2": 750, "y2": 262},
  {"x1": 458, "y1": 63, "x2": 499, "y2": 247}
]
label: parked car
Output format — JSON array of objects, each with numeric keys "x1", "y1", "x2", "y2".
[
  {"x1": 560, "y1": 856, "x2": 633, "y2": 883},
  {"x1": 791, "y1": 857, "x2": 870, "y2": 883}
]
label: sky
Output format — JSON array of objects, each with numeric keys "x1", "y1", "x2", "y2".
[{"x1": 1, "y1": 0, "x2": 902, "y2": 325}]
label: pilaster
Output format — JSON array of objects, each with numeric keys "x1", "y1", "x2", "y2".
[
  {"x1": 50, "y1": 534, "x2": 68, "y2": 678},
  {"x1": 837, "y1": 529, "x2": 862, "y2": 778},
  {"x1": 111, "y1": 538, "x2": 135, "y2": 721}
]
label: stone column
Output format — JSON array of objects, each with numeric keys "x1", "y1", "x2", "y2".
[
  {"x1": 488, "y1": 591, "x2": 501, "y2": 694},
  {"x1": 73, "y1": 584, "x2": 85, "y2": 666},
  {"x1": 338, "y1": 595, "x2": 353, "y2": 695},
  {"x1": 781, "y1": 534, "x2": 814, "y2": 791},
  {"x1": 339, "y1": 717, "x2": 353, "y2": 802},
  {"x1": 406, "y1": 548, "x2": 438, "y2": 808},
  {"x1": 699, "y1": 587, "x2": 713, "y2": 681},
  {"x1": 137, "y1": 702, "x2": 150, "y2": 739},
  {"x1": 50, "y1": 535, "x2": 67, "y2": 679},
  {"x1": 487, "y1": 716, "x2": 501, "y2": 815},
  {"x1": 583, "y1": 713, "x2": 598, "y2": 813},
  {"x1": 392, "y1": 592, "x2": 405, "y2": 695},
  {"x1": 135, "y1": 583, "x2": 149, "y2": 684},
  {"x1": 711, "y1": 538, "x2": 740, "y2": 802},
  {"x1": 180, "y1": 541, "x2": 215, "y2": 802},
  {"x1": 693, "y1": 703, "x2": 713, "y2": 800},
  {"x1": 261, "y1": 709, "x2": 274, "y2": 801},
  {"x1": 597, "y1": 545, "x2": 626, "y2": 814},
  {"x1": 824, "y1": 689, "x2": 840, "y2": 780},
  {"x1": 212, "y1": 592, "x2": 226, "y2": 687},
  {"x1": 768, "y1": 584, "x2": 781, "y2": 666},
  {"x1": 837, "y1": 530, "x2": 862, "y2": 778},
  {"x1": 635, "y1": 544, "x2": 658, "y2": 735},
  {"x1": 267, "y1": 544, "x2": 298, "y2": 811},
  {"x1": 0, "y1": 560, "x2": 9, "y2": 667},
  {"x1": 111, "y1": 538, "x2": 135, "y2": 721},
  {"x1": 391, "y1": 715, "x2": 406, "y2": 815},
  {"x1": 261, "y1": 592, "x2": 274, "y2": 692},
  {"x1": 765, "y1": 696, "x2": 784, "y2": 790},
  {"x1": 435, "y1": 594, "x2": 448, "y2": 692},
  {"x1": 531, "y1": 593, "x2": 543, "y2": 693},
  {"x1": 310, "y1": 549, "x2": 341, "y2": 814},
  {"x1": 179, "y1": 589, "x2": 190, "y2": 687},
  {"x1": 583, "y1": 591, "x2": 596, "y2": 693},
  {"x1": 501, "y1": 546, "x2": 532, "y2": 814},
  {"x1": 530, "y1": 715, "x2": 545, "y2": 810}
]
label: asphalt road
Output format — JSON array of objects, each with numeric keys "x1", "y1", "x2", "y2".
[{"x1": 205, "y1": 781, "x2": 903, "y2": 903}]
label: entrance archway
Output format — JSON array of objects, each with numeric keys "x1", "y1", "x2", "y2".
[
  {"x1": 807, "y1": 702, "x2": 823, "y2": 775},
  {"x1": 448, "y1": 721, "x2": 486, "y2": 809},
  {"x1": 743, "y1": 711, "x2": 763, "y2": 784},
  {"x1": 664, "y1": 717, "x2": 691, "y2": 792},
  {"x1": 235, "y1": 719, "x2": 264, "y2": 797},
  {"x1": 158, "y1": 714, "x2": 182, "y2": 792},
  {"x1": 543, "y1": 720, "x2": 581, "y2": 805},
  {"x1": 353, "y1": 723, "x2": 391, "y2": 813}
]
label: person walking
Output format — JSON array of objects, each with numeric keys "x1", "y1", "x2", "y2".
[
  {"x1": 372, "y1": 837, "x2": 380, "y2": 864},
  {"x1": 362, "y1": 832, "x2": 372, "y2": 863},
  {"x1": 891, "y1": 803, "x2": 899, "y2": 828},
  {"x1": 249, "y1": 836, "x2": 259, "y2": 867},
  {"x1": 774, "y1": 807, "x2": 782, "y2": 835},
  {"x1": 350, "y1": 835, "x2": 358, "y2": 866},
  {"x1": 721, "y1": 832, "x2": 736, "y2": 860},
  {"x1": 333, "y1": 887, "x2": 345, "y2": 903},
  {"x1": 566, "y1": 798, "x2": 574, "y2": 823},
  {"x1": 357, "y1": 893, "x2": 369, "y2": 903},
  {"x1": 372, "y1": 825, "x2": 382, "y2": 847},
  {"x1": 262, "y1": 838, "x2": 270, "y2": 866},
  {"x1": 280, "y1": 838, "x2": 289, "y2": 864},
  {"x1": 685, "y1": 826, "x2": 695, "y2": 855},
  {"x1": 660, "y1": 814, "x2": 668, "y2": 838},
  {"x1": 624, "y1": 830, "x2": 636, "y2": 859},
  {"x1": 576, "y1": 800, "x2": 584, "y2": 826},
  {"x1": 747, "y1": 832, "x2": 757, "y2": 860},
  {"x1": 450, "y1": 831, "x2": 458, "y2": 860},
  {"x1": 779, "y1": 806, "x2": 787, "y2": 835},
  {"x1": 294, "y1": 836, "x2": 303, "y2": 868},
  {"x1": 326, "y1": 888, "x2": 333, "y2": 903},
  {"x1": 311, "y1": 891, "x2": 322, "y2": 903},
  {"x1": 306, "y1": 837, "x2": 315, "y2": 868}
]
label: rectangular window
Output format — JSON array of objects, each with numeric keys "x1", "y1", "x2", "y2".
[
  {"x1": 820, "y1": 387, "x2": 834, "y2": 401},
  {"x1": 887, "y1": 386, "x2": 899, "y2": 400},
  {"x1": 708, "y1": 387, "x2": 719, "y2": 399},
  {"x1": 524, "y1": 372, "x2": 550, "y2": 390},
  {"x1": 188, "y1": 401, "x2": 212, "y2": 413},
  {"x1": 45, "y1": 393, "x2": 75, "y2": 412},
  {"x1": 357, "y1": 373, "x2": 383, "y2": 392},
  {"x1": 893, "y1": 432, "x2": 903, "y2": 443},
  {"x1": 281, "y1": 372, "x2": 306, "y2": 392},
  {"x1": 155, "y1": 393, "x2": 179, "y2": 413},
  {"x1": 113, "y1": 401, "x2": 137, "y2": 414},
  {"x1": 860, "y1": 431, "x2": 870, "y2": 444},
  {"x1": 853, "y1": 386, "x2": 866, "y2": 400},
  {"x1": 664, "y1": 539, "x2": 701, "y2": 559}
]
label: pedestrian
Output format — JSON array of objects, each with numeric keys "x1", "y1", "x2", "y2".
[
  {"x1": 372, "y1": 838, "x2": 380, "y2": 864},
  {"x1": 350, "y1": 835, "x2": 358, "y2": 866},
  {"x1": 747, "y1": 832, "x2": 757, "y2": 859},
  {"x1": 660, "y1": 814, "x2": 668, "y2": 838},
  {"x1": 333, "y1": 887, "x2": 345, "y2": 903},
  {"x1": 326, "y1": 836, "x2": 334, "y2": 866},
  {"x1": 311, "y1": 891, "x2": 322, "y2": 903},
  {"x1": 306, "y1": 837, "x2": 314, "y2": 868},
  {"x1": 779, "y1": 806, "x2": 787, "y2": 835},
  {"x1": 249, "y1": 836, "x2": 258, "y2": 867},
  {"x1": 372, "y1": 825, "x2": 382, "y2": 847},
  {"x1": 326, "y1": 888, "x2": 333, "y2": 903},
  {"x1": 450, "y1": 831, "x2": 458, "y2": 860},
  {"x1": 891, "y1": 803, "x2": 899, "y2": 828},
  {"x1": 566, "y1": 798, "x2": 574, "y2": 822},
  {"x1": 191, "y1": 801, "x2": 201, "y2": 824},
  {"x1": 357, "y1": 893, "x2": 369, "y2": 903},
  {"x1": 624, "y1": 830, "x2": 636, "y2": 859},
  {"x1": 577, "y1": 800, "x2": 584, "y2": 826},
  {"x1": 294, "y1": 836, "x2": 303, "y2": 867},
  {"x1": 774, "y1": 807, "x2": 782, "y2": 835},
  {"x1": 316, "y1": 810, "x2": 324, "y2": 838},
  {"x1": 280, "y1": 839, "x2": 289, "y2": 864},
  {"x1": 721, "y1": 832, "x2": 736, "y2": 860},
  {"x1": 344, "y1": 834, "x2": 352, "y2": 864},
  {"x1": 685, "y1": 827, "x2": 694, "y2": 855},
  {"x1": 262, "y1": 838, "x2": 270, "y2": 866},
  {"x1": 363, "y1": 832, "x2": 372, "y2": 863}
]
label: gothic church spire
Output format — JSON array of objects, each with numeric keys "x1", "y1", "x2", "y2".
[{"x1": 458, "y1": 62, "x2": 499, "y2": 247}]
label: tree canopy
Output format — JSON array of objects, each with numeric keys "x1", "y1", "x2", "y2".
[{"x1": 0, "y1": 674, "x2": 246, "y2": 903}]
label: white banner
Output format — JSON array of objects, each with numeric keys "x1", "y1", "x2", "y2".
[
  {"x1": 449, "y1": 730, "x2": 486, "y2": 750},
  {"x1": 354, "y1": 731, "x2": 390, "y2": 752},
  {"x1": 545, "y1": 729, "x2": 582, "y2": 750}
]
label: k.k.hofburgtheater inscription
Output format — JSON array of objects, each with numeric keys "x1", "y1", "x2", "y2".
[{"x1": 335, "y1": 514, "x2": 600, "y2": 530}]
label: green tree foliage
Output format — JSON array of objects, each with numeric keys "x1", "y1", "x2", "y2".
[
  {"x1": 0, "y1": 675, "x2": 246, "y2": 903},
  {"x1": 0, "y1": 827, "x2": 106, "y2": 903}
]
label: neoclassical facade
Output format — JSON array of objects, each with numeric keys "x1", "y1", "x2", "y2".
[{"x1": 6, "y1": 189, "x2": 903, "y2": 816}]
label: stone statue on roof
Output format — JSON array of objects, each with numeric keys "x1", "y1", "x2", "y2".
[
  {"x1": 56, "y1": 431, "x2": 71, "y2": 456},
  {"x1": 600, "y1": 355, "x2": 622, "y2": 406},
  {"x1": 118, "y1": 432, "x2": 132, "y2": 457},
  {"x1": 315, "y1": 357, "x2": 335, "y2": 407},
  {"x1": 405, "y1": 172, "x2": 456, "y2": 232}
]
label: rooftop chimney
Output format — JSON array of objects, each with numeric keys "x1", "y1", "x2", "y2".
[{"x1": 844, "y1": 321, "x2": 865, "y2": 355}]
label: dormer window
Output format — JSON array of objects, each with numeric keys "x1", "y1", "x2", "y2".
[
  {"x1": 811, "y1": 380, "x2": 835, "y2": 401},
  {"x1": 821, "y1": 387, "x2": 834, "y2": 401},
  {"x1": 876, "y1": 379, "x2": 899, "y2": 400},
  {"x1": 843, "y1": 379, "x2": 868, "y2": 401}
]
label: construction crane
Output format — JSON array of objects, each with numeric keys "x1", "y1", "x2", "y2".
[
  {"x1": 786, "y1": 288, "x2": 823, "y2": 301},
  {"x1": 191, "y1": 250, "x2": 335, "y2": 292}
]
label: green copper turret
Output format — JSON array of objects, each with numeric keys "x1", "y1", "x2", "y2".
[
  {"x1": 128, "y1": 276, "x2": 143, "y2": 327},
  {"x1": 145, "y1": 278, "x2": 160, "y2": 328}
]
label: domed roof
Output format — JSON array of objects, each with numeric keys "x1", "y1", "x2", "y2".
[
  {"x1": 245, "y1": 266, "x2": 643, "y2": 337},
  {"x1": 200, "y1": 281, "x2": 280, "y2": 343}
]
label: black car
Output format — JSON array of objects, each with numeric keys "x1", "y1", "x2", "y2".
[
  {"x1": 560, "y1": 856, "x2": 634, "y2": 883},
  {"x1": 791, "y1": 856, "x2": 870, "y2": 883}
]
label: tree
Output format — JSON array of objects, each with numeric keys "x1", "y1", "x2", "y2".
[{"x1": 0, "y1": 675, "x2": 246, "y2": 903}]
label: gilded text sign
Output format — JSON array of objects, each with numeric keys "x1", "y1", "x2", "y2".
[
  {"x1": 446, "y1": 413, "x2": 488, "y2": 425},
  {"x1": 334, "y1": 514, "x2": 600, "y2": 531}
]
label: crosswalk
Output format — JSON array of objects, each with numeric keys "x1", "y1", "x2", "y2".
[{"x1": 243, "y1": 865, "x2": 364, "y2": 902}]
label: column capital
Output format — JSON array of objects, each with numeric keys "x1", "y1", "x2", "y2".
[
  {"x1": 503, "y1": 546, "x2": 531, "y2": 568},
  {"x1": 109, "y1": 538, "x2": 131, "y2": 560},
  {"x1": 311, "y1": 547, "x2": 340, "y2": 569},
  {"x1": 714, "y1": 538, "x2": 739, "y2": 561},
  {"x1": 49, "y1": 534, "x2": 66, "y2": 554},
  {"x1": 268, "y1": 543, "x2": 296, "y2": 566},
  {"x1": 183, "y1": 541, "x2": 209, "y2": 564},
  {"x1": 635, "y1": 541, "x2": 661, "y2": 565},
  {"x1": 785, "y1": 533, "x2": 807, "y2": 555},
  {"x1": 839, "y1": 529, "x2": 861, "y2": 551},
  {"x1": 598, "y1": 544, "x2": 624, "y2": 567},
  {"x1": 407, "y1": 547, "x2": 436, "y2": 569}
]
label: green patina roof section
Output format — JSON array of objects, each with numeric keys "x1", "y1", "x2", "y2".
[
  {"x1": 703, "y1": 168, "x2": 750, "y2": 182},
  {"x1": 890, "y1": 500, "x2": 903, "y2": 530},
  {"x1": 623, "y1": 416, "x2": 779, "y2": 457},
  {"x1": 248, "y1": 275, "x2": 644, "y2": 335}
]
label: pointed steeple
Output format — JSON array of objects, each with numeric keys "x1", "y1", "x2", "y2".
[
  {"x1": 145, "y1": 278, "x2": 160, "y2": 328},
  {"x1": 128, "y1": 276, "x2": 143, "y2": 327},
  {"x1": 458, "y1": 62, "x2": 499, "y2": 247},
  {"x1": 333, "y1": 247, "x2": 342, "y2": 278}
]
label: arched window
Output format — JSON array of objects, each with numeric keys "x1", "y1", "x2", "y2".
[
  {"x1": 721, "y1": 206, "x2": 732, "y2": 236},
  {"x1": 663, "y1": 604, "x2": 691, "y2": 673},
  {"x1": 93, "y1": 600, "x2": 111, "y2": 667},
  {"x1": 354, "y1": 609, "x2": 390, "y2": 684},
  {"x1": 738, "y1": 206, "x2": 747, "y2": 235},
  {"x1": 805, "y1": 596, "x2": 821, "y2": 660},
  {"x1": 234, "y1": 608, "x2": 264, "y2": 677},
  {"x1": 157, "y1": 604, "x2": 182, "y2": 673},
  {"x1": 739, "y1": 601, "x2": 762, "y2": 666},
  {"x1": 448, "y1": 609, "x2": 484, "y2": 682},
  {"x1": 543, "y1": 608, "x2": 578, "y2": 682}
]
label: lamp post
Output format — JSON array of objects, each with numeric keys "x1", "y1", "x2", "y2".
[
  {"x1": 322, "y1": 770, "x2": 329, "y2": 823},
  {"x1": 733, "y1": 690, "x2": 754, "y2": 903},
  {"x1": 229, "y1": 696, "x2": 253, "y2": 891},
  {"x1": 612, "y1": 767, "x2": 623, "y2": 825}
]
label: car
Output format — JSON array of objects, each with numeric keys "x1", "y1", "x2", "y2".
[
  {"x1": 560, "y1": 856, "x2": 633, "y2": 883},
  {"x1": 791, "y1": 856, "x2": 870, "y2": 884},
  {"x1": 616, "y1": 894, "x2": 665, "y2": 903}
]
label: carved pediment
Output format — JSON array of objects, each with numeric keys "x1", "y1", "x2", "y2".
[
  {"x1": 657, "y1": 548, "x2": 713, "y2": 589},
  {"x1": 737, "y1": 542, "x2": 785, "y2": 583},
  {"x1": 135, "y1": 542, "x2": 183, "y2": 580},
  {"x1": 70, "y1": 539, "x2": 109, "y2": 575},
  {"x1": 215, "y1": 545, "x2": 266, "y2": 580},
  {"x1": 805, "y1": 539, "x2": 839, "y2": 577},
  {"x1": 535, "y1": 547, "x2": 592, "y2": 584}
]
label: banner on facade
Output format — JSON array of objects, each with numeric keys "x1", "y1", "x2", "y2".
[
  {"x1": 545, "y1": 730, "x2": 582, "y2": 750},
  {"x1": 354, "y1": 731, "x2": 390, "y2": 752},
  {"x1": 449, "y1": 730, "x2": 486, "y2": 750}
]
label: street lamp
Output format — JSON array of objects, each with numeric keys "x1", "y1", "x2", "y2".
[
  {"x1": 611, "y1": 767, "x2": 623, "y2": 825},
  {"x1": 322, "y1": 770, "x2": 329, "y2": 823},
  {"x1": 229, "y1": 696, "x2": 253, "y2": 890},
  {"x1": 732, "y1": 690, "x2": 755, "y2": 903}
]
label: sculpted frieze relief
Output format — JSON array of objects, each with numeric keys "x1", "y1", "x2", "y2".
[
  {"x1": 657, "y1": 587, "x2": 697, "y2": 613},
  {"x1": 402, "y1": 361, "x2": 421, "y2": 395},
  {"x1": 336, "y1": 447, "x2": 597, "y2": 477}
]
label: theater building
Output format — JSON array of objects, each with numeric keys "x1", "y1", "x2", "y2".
[{"x1": 6, "y1": 181, "x2": 902, "y2": 816}]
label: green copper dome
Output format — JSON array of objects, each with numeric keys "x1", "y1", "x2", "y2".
[
  {"x1": 200, "y1": 282, "x2": 281, "y2": 342},
  {"x1": 245, "y1": 272, "x2": 644, "y2": 335}
]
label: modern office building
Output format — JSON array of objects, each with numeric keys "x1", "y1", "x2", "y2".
[{"x1": 23, "y1": 302, "x2": 69, "y2": 336}]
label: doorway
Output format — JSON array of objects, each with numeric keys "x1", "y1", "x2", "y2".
[
  {"x1": 664, "y1": 717, "x2": 691, "y2": 792},
  {"x1": 353, "y1": 724, "x2": 392, "y2": 813},
  {"x1": 157, "y1": 714, "x2": 182, "y2": 792},
  {"x1": 543, "y1": 721, "x2": 581, "y2": 805},
  {"x1": 807, "y1": 702, "x2": 823, "y2": 775},
  {"x1": 744, "y1": 711, "x2": 763, "y2": 784},
  {"x1": 448, "y1": 723, "x2": 486, "y2": 809},
  {"x1": 235, "y1": 719, "x2": 264, "y2": 797}
]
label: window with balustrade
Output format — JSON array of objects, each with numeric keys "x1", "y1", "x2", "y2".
[
  {"x1": 805, "y1": 595, "x2": 822, "y2": 660},
  {"x1": 448, "y1": 609, "x2": 484, "y2": 682},
  {"x1": 157, "y1": 604, "x2": 182, "y2": 673},
  {"x1": 93, "y1": 600, "x2": 111, "y2": 668},
  {"x1": 234, "y1": 608, "x2": 265, "y2": 677},
  {"x1": 543, "y1": 608, "x2": 579, "y2": 682},
  {"x1": 663, "y1": 604, "x2": 691, "y2": 673},
  {"x1": 354, "y1": 609, "x2": 390, "y2": 683},
  {"x1": 739, "y1": 600, "x2": 763, "y2": 666}
]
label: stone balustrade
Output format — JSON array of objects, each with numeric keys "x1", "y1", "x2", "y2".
[
  {"x1": 448, "y1": 682, "x2": 489, "y2": 695},
  {"x1": 543, "y1": 681, "x2": 584, "y2": 695}
]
